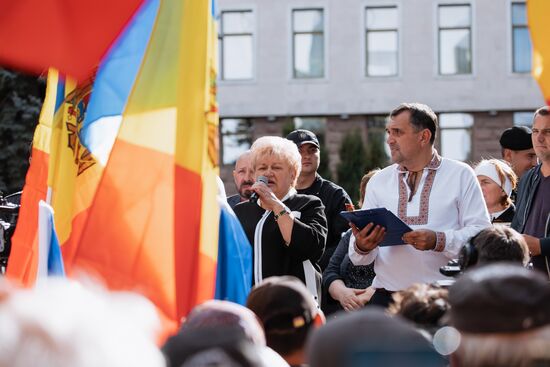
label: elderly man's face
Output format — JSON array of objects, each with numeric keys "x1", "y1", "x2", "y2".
[{"x1": 233, "y1": 154, "x2": 254, "y2": 199}]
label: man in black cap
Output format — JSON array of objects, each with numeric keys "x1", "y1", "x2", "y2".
[
  {"x1": 247, "y1": 276, "x2": 325, "y2": 367},
  {"x1": 448, "y1": 263, "x2": 550, "y2": 366},
  {"x1": 512, "y1": 106, "x2": 550, "y2": 278},
  {"x1": 499, "y1": 126, "x2": 537, "y2": 178},
  {"x1": 286, "y1": 129, "x2": 352, "y2": 272}
]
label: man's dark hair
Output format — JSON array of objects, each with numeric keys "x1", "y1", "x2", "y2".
[
  {"x1": 388, "y1": 283, "x2": 449, "y2": 334},
  {"x1": 472, "y1": 225, "x2": 529, "y2": 266},
  {"x1": 390, "y1": 103, "x2": 438, "y2": 144},
  {"x1": 533, "y1": 105, "x2": 550, "y2": 121}
]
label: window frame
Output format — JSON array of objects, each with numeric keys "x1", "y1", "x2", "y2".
[
  {"x1": 219, "y1": 9, "x2": 255, "y2": 81},
  {"x1": 510, "y1": 1, "x2": 531, "y2": 74},
  {"x1": 438, "y1": 113, "x2": 474, "y2": 162},
  {"x1": 291, "y1": 8, "x2": 326, "y2": 79},
  {"x1": 364, "y1": 5, "x2": 399, "y2": 77},
  {"x1": 220, "y1": 118, "x2": 253, "y2": 166},
  {"x1": 437, "y1": 3, "x2": 473, "y2": 76}
]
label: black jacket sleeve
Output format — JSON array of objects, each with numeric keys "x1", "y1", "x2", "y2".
[
  {"x1": 287, "y1": 197, "x2": 327, "y2": 263},
  {"x1": 322, "y1": 230, "x2": 351, "y2": 289},
  {"x1": 319, "y1": 187, "x2": 352, "y2": 269}
]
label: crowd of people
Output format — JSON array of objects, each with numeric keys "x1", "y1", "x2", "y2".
[{"x1": 1, "y1": 102, "x2": 549, "y2": 366}]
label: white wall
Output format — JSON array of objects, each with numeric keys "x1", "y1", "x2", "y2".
[{"x1": 217, "y1": 0, "x2": 544, "y2": 117}]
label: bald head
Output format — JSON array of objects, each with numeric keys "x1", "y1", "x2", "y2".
[{"x1": 233, "y1": 151, "x2": 255, "y2": 200}]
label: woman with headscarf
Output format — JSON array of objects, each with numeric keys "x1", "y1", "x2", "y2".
[
  {"x1": 234, "y1": 136, "x2": 327, "y2": 301},
  {"x1": 474, "y1": 159, "x2": 518, "y2": 224}
]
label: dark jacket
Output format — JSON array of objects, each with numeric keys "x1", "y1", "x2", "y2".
[
  {"x1": 322, "y1": 230, "x2": 375, "y2": 315},
  {"x1": 227, "y1": 194, "x2": 242, "y2": 209},
  {"x1": 511, "y1": 164, "x2": 550, "y2": 277},
  {"x1": 492, "y1": 204, "x2": 515, "y2": 224},
  {"x1": 297, "y1": 174, "x2": 352, "y2": 270},
  {"x1": 234, "y1": 193, "x2": 327, "y2": 299}
]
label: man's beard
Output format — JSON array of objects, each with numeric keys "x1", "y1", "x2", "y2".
[{"x1": 239, "y1": 182, "x2": 254, "y2": 199}]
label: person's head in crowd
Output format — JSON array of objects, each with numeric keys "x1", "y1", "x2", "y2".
[
  {"x1": 306, "y1": 308, "x2": 445, "y2": 367},
  {"x1": 474, "y1": 159, "x2": 517, "y2": 216},
  {"x1": 388, "y1": 283, "x2": 449, "y2": 337},
  {"x1": 163, "y1": 300, "x2": 288, "y2": 367},
  {"x1": 532, "y1": 106, "x2": 550, "y2": 164},
  {"x1": 358, "y1": 169, "x2": 380, "y2": 208},
  {"x1": 387, "y1": 103, "x2": 438, "y2": 166},
  {"x1": 233, "y1": 150, "x2": 255, "y2": 201},
  {"x1": 246, "y1": 276, "x2": 324, "y2": 366},
  {"x1": 250, "y1": 136, "x2": 301, "y2": 198},
  {"x1": 458, "y1": 225, "x2": 530, "y2": 270},
  {"x1": 499, "y1": 126, "x2": 537, "y2": 178},
  {"x1": 286, "y1": 129, "x2": 321, "y2": 179},
  {"x1": 448, "y1": 263, "x2": 550, "y2": 367},
  {"x1": 0, "y1": 278, "x2": 164, "y2": 367}
]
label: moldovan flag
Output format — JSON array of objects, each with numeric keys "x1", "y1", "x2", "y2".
[
  {"x1": 528, "y1": 0, "x2": 550, "y2": 105},
  {"x1": 58, "y1": 0, "x2": 229, "y2": 332},
  {"x1": 6, "y1": 69, "x2": 59, "y2": 285},
  {"x1": 7, "y1": 0, "x2": 252, "y2": 334},
  {"x1": 0, "y1": 0, "x2": 144, "y2": 82}
]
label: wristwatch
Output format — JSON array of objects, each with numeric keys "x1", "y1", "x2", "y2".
[{"x1": 274, "y1": 208, "x2": 290, "y2": 221}]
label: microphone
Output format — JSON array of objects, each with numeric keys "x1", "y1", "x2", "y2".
[{"x1": 249, "y1": 176, "x2": 268, "y2": 204}]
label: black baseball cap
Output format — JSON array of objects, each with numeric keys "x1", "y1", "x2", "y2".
[
  {"x1": 499, "y1": 126, "x2": 533, "y2": 151},
  {"x1": 286, "y1": 129, "x2": 320, "y2": 149}
]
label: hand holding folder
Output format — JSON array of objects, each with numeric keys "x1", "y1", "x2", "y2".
[{"x1": 340, "y1": 208, "x2": 412, "y2": 247}]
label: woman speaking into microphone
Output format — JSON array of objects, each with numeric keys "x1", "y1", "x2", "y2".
[{"x1": 234, "y1": 136, "x2": 327, "y2": 300}]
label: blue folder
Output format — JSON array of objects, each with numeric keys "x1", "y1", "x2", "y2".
[{"x1": 340, "y1": 208, "x2": 413, "y2": 247}]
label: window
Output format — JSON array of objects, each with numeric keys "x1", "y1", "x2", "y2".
[
  {"x1": 439, "y1": 113, "x2": 474, "y2": 161},
  {"x1": 220, "y1": 118, "x2": 252, "y2": 165},
  {"x1": 365, "y1": 6, "x2": 398, "y2": 77},
  {"x1": 219, "y1": 11, "x2": 254, "y2": 80},
  {"x1": 438, "y1": 4, "x2": 472, "y2": 75},
  {"x1": 292, "y1": 9, "x2": 325, "y2": 78},
  {"x1": 513, "y1": 111, "x2": 533, "y2": 127},
  {"x1": 511, "y1": 2, "x2": 532, "y2": 73},
  {"x1": 293, "y1": 117, "x2": 327, "y2": 133}
]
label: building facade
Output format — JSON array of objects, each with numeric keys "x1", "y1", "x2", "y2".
[{"x1": 217, "y1": 0, "x2": 544, "y2": 194}]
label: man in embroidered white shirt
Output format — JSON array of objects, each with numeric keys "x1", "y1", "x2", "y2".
[{"x1": 349, "y1": 103, "x2": 491, "y2": 307}]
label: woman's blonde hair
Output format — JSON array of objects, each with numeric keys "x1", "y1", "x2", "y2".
[{"x1": 250, "y1": 136, "x2": 302, "y2": 186}]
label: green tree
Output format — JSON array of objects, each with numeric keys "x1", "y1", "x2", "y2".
[
  {"x1": 364, "y1": 132, "x2": 389, "y2": 174},
  {"x1": 0, "y1": 68, "x2": 45, "y2": 194},
  {"x1": 336, "y1": 130, "x2": 367, "y2": 204}
]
